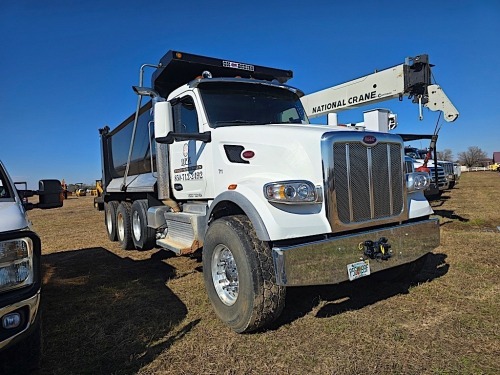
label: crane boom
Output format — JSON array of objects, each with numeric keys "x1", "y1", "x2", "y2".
[{"x1": 301, "y1": 54, "x2": 459, "y2": 122}]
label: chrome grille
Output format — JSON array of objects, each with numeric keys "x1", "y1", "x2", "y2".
[
  {"x1": 323, "y1": 132, "x2": 407, "y2": 231},
  {"x1": 439, "y1": 161, "x2": 454, "y2": 176},
  {"x1": 429, "y1": 166, "x2": 447, "y2": 188}
]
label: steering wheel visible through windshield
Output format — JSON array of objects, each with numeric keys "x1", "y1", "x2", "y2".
[{"x1": 198, "y1": 81, "x2": 308, "y2": 128}]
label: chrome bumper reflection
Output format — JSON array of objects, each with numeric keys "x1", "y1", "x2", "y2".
[{"x1": 272, "y1": 219, "x2": 440, "y2": 286}]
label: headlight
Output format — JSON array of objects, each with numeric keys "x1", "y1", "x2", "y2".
[
  {"x1": 0, "y1": 238, "x2": 34, "y2": 292},
  {"x1": 406, "y1": 172, "x2": 431, "y2": 192},
  {"x1": 264, "y1": 180, "x2": 322, "y2": 204}
]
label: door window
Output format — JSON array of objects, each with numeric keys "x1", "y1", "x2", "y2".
[{"x1": 172, "y1": 96, "x2": 199, "y2": 134}]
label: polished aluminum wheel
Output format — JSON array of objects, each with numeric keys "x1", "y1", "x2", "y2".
[
  {"x1": 132, "y1": 210, "x2": 141, "y2": 242},
  {"x1": 117, "y1": 211, "x2": 125, "y2": 241},
  {"x1": 106, "y1": 213, "x2": 113, "y2": 235},
  {"x1": 211, "y1": 244, "x2": 239, "y2": 306}
]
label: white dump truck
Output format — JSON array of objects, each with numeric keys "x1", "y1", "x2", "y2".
[
  {"x1": 98, "y1": 51, "x2": 457, "y2": 332},
  {"x1": 0, "y1": 160, "x2": 62, "y2": 372}
]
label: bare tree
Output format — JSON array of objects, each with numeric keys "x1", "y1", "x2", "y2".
[
  {"x1": 458, "y1": 146, "x2": 488, "y2": 167},
  {"x1": 437, "y1": 148, "x2": 454, "y2": 161}
]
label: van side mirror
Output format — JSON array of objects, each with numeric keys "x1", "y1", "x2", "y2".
[
  {"x1": 18, "y1": 180, "x2": 63, "y2": 210},
  {"x1": 37, "y1": 179, "x2": 63, "y2": 209}
]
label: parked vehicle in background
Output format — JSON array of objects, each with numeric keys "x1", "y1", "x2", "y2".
[
  {"x1": 404, "y1": 156, "x2": 439, "y2": 198},
  {"x1": 488, "y1": 162, "x2": 500, "y2": 172},
  {"x1": 438, "y1": 160, "x2": 457, "y2": 188},
  {"x1": 74, "y1": 183, "x2": 87, "y2": 197},
  {"x1": 404, "y1": 147, "x2": 447, "y2": 198},
  {"x1": 0, "y1": 160, "x2": 62, "y2": 373}
]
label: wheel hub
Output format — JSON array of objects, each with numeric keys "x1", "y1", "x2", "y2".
[
  {"x1": 117, "y1": 212, "x2": 124, "y2": 241},
  {"x1": 132, "y1": 211, "x2": 141, "y2": 241},
  {"x1": 212, "y1": 245, "x2": 239, "y2": 306}
]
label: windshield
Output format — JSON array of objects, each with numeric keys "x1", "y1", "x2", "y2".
[
  {"x1": 199, "y1": 82, "x2": 308, "y2": 127},
  {"x1": 405, "y1": 148, "x2": 428, "y2": 159},
  {"x1": 0, "y1": 166, "x2": 12, "y2": 199}
]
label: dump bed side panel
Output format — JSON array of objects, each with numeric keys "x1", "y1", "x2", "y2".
[{"x1": 101, "y1": 101, "x2": 156, "y2": 193}]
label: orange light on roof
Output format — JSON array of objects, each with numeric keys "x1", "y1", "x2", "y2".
[
  {"x1": 176, "y1": 52, "x2": 183, "y2": 59},
  {"x1": 228, "y1": 184, "x2": 237, "y2": 190}
]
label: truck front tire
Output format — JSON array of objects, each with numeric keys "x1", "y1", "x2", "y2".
[
  {"x1": 131, "y1": 200, "x2": 155, "y2": 250},
  {"x1": 104, "y1": 201, "x2": 119, "y2": 241},
  {"x1": 202, "y1": 215, "x2": 286, "y2": 333},
  {"x1": 116, "y1": 202, "x2": 134, "y2": 250}
]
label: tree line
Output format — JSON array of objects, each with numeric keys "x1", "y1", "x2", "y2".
[{"x1": 436, "y1": 146, "x2": 491, "y2": 168}]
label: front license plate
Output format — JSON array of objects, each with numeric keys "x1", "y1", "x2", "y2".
[{"x1": 347, "y1": 260, "x2": 370, "y2": 281}]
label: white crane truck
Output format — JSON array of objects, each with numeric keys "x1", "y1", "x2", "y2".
[
  {"x1": 98, "y1": 51, "x2": 457, "y2": 333},
  {"x1": 0, "y1": 161, "x2": 62, "y2": 372}
]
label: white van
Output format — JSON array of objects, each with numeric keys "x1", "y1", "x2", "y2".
[{"x1": 0, "y1": 160, "x2": 62, "y2": 373}]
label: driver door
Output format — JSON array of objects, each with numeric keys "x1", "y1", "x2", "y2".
[{"x1": 168, "y1": 93, "x2": 209, "y2": 199}]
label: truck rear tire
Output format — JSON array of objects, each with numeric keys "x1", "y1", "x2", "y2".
[
  {"x1": 131, "y1": 200, "x2": 155, "y2": 250},
  {"x1": 202, "y1": 215, "x2": 285, "y2": 333},
  {"x1": 104, "y1": 201, "x2": 119, "y2": 241},
  {"x1": 116, "y1": 201, "x2": 134, "y2": 250}
]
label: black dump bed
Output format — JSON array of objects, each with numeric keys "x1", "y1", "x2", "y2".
[
  {"x1": 99, "y1": 101, "x2": 154, "y2": 187},
  {"x1": 152, "y1": 50, "x2": 293, "y2": 98}
]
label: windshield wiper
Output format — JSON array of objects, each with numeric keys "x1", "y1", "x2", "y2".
[{"x1": 214, "y1": 120, "x2": 261, "y2": 126}]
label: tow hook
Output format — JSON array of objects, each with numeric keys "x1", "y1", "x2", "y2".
[{"x1": 360, "y1": 237, "x2": 392, "y2": 261}]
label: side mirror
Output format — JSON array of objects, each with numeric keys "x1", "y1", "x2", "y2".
[
  {"x1": 154, "y1": 101, "x2": 174, "y2": 139},
  {"x1": 153, "y1": 100, "x2": 211, "y2": 144},
  {"x1": 37, "y1": 179, "x2": 63, "y2": 209}
]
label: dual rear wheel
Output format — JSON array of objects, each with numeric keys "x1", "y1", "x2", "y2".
[{"x1": 104, "y1": 199, "x2": 155, "y2": 250}]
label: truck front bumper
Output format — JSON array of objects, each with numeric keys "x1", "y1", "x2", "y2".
[
  {"x1": 0, "y1": 289, "x2": 40, "y2": 351},
  {"x1": 272, "y1": 218, "x2": 440, "y2": 286}
]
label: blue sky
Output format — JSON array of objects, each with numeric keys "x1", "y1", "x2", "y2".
[{"x1": 1, "y1": 0, "x2": 499, "y2": 188}]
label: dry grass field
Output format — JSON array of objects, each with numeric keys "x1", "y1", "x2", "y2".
[{"x1": 24, "y1": 172, "x2": 500, "y2": 374}]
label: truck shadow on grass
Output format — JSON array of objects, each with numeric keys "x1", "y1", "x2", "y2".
[
  {"x1": 432, "y1": 209, "x2": 469, "y2": 224},
  {"x1": 40, "y1": 247, "x2": 195, "y2": 375},
  {"x1": 275, "y1": 253, "x2": 449, "y2": 325}
]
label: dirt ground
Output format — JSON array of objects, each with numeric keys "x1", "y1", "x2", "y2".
[{"x1": 21, "y1": 172, "x2": 500, "y2": 374}]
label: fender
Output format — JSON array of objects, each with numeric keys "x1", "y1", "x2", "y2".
[
  {"x1": 206, "y1": 190, "x2": 271, "y2": 241},
  {"x1": 206, "y1": 183, "x2": 331, "y2": 241}
]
